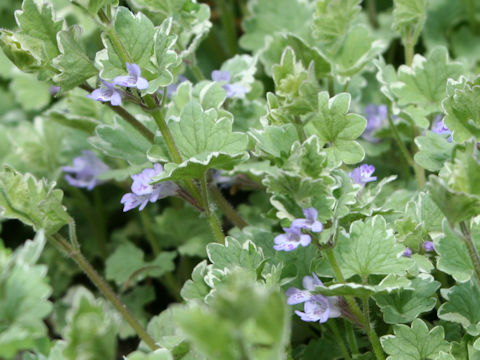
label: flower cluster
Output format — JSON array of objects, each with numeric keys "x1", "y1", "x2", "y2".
[
  {"x1": 349, "y1": 164, "x2": 377, "y2": 186},
  {"x1": 63, "y1": 151, "x2": 109, "y2": 190},
  {"x1": 211, "y1": 70, "x2": 247, "y2": 98},
  {"x1": 403, "y1": 241, "x2": 434, "y2": 258},
  {"x1": 121, "y1": 164, "x2": 178, "y2": 212},
  {"x1": 286, "y1": 273, "x2": 341, "y2": 323},
  {"x1": 274, "y1": 208, "x2": 323, "y2": 252},
  {"x1": 87, "y1": 63, "x2": 149, "y2": 106}
]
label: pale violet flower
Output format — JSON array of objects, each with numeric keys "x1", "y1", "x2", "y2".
[
  {"x1": 402, "y1": 247, "x2": 412, "y2": 257},
  {"x1": 349, "y1": 164, "x2": 377, "y2": 186},
  {"x1": 121, "y1": 164, "x2": 178, "y2": 212},
  {"x1": 113, "y1": 63, "x2": 149, "y2": 90},
  {"x1": 63, "y1": 150, "x2": 109, "y2": 190},
  {"x1": 291, "y1": 207, "x2": 323, "y2": 233},
  {"x1": 363, "y1": 104, "x2": 388, "y2": 143},
  {"x1": 273, "y1": 226, "x2": 311, "y2": 252},
  {"x1": 422, "y1": 241, "x2": 434, "y2": 252},
  {"x1": 286, "y1": 273, "x2": 341, "y2": 324},
  {"x1": 432, "y1": 115, "x2": 452, "y2": 142},
  {"x1": 211, "y1": 70, "x2": 247, "y2": 98},
  {"x1": 86, "y1": 80, "x2": 122, "y2": 106},
  {"x1": 50, "y1": 86, "x2": 60, "y2": 95}
]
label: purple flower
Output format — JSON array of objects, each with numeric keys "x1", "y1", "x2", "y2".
[
  {"x1": 50, "y1": 86, "x2": 60, "y2": 95},
  {"x1": 432, "y1": 116, "x2": 452, "y2": 142},
  {"x1": 86, "y1": 80, "x2": 123, "y2": 106},
  {"x1": 166, "y1": 75, "x2": 188, "y2": 98},
  {"x1": 362, "y1": 104, "x2": 388, "y2": 142},
  {"x1": 121, "y1": 164, "x2": 178, "y2": 212},
  {"x1": 291, "y1": 207, "x2": 323, "y2": 233},
  {"x1": 113, "y1": 63, "x2": 149, "y2": 90},
  {"x1": 402, "y1": 247, "x2": 412, "y2": 257},
  {"x1": 422, "y1": 241, "x2": 434, "y2": 252},
  {"x1": 273, "y1": 226, "x2": 311, "y2": 251},
  {"x1": 286, "y1": 273, "x2": 341, "y2": 324},
  {"x1": 349, "y1": 164, "x2": 377, "y2": 186},
  {"x1": 63, "y1": 150, "x2": 109, "y2": 190},
  {"x1": 211, "y1": 70, "x2": 247, "y2": 98}
]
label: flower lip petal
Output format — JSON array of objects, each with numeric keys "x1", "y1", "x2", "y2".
[
  {"x1": 211, "y1": 70, "x2": 231, "y2": 82},
  {"x1": 286, "y1": 287, "x2": 312, "y2": 305},
  {"x1": 136, "y1": 77, "x2": 149, "y2": 90}
]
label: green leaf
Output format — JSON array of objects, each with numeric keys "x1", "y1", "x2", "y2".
[
  {"x1": 14, "y1": 0, "x2": 63, "y2": 61},
  {"x1": 153, "y1": 101, "x2": 249, "y2": 181},
  {"x1": 313, "y1": 275, "x2": 411, "y2": 298},
  {"x1": 88, "y1": 116, "x2": 152, "y2": 165},
  {"x1": 52, "y1": 25, "x2": 98, "y2": 91},
  {"x1": 0, "y1": 166, "x2": 70, "y2": 235},
  {"x1": 96, "y1": 7, "x2": 155, "y2": 79},
  {"x1": 332, "y1": 215, "x2": 411, "y2": 279},
  {"x1": 180, "y1": 261, "x2": 211, "y2": 301},
  {"x1": 260, "y1": 33, "x2": 330, "y2": 78},
  {"x1": 435, "y1": 218, "x2": 480, "y2": 283},
  {"x1": 391, "y1": 47, "x2": 463, "y2": 114},
  {"x1": 9, "y1": 70, "x2": 51, "y2": 111},
  {"x1": 381, "y1": 319, "x2": 450, "y2": 360},
  {"x1": 438, "y1": 280, "x2": 480, "y2": 336},
  {"x1": 250, "y1": 124, "x2": 299, "y2": 160},
  {"x1": 87, "y1": 0, "x2": 119, "y2": 15},
  {"x1": 207, "y1": 237, "x2": 264, "y2": 274},
  {"x1": 125, "y1": 350, "x2": 173, "y2": 360},
  {"x1": 0, "y1": 30, "x2": 42, "y2": 74},
  {"x1": 306, "y1": 92, "x2": 366, "y2": 164},
  {"x1": 105, "y1": 242, "x2": 176, "y2": 286},
  {"x1": 240, "y1": 0, "x2": 315, "y2": 52},
  {"x1": 393, "y1": 0, "x2": 428, "y2": 41},
  {"x1": 373, "y1": 274, "x2": 440, "y2": 324},
  {"x1": 61, "y1": 287, "x2": 117, "y2": 360},
  {"x1": 427, "y1": 176, "x2": 480, "y2": 224},
  {"x1": 443, "y1": 76, "x2": 480, "y2": 142},
  {"x1": 0, "y1": 231, "x2": 53, "y2": 359},
  {"x1": 153, "y1": 207, "x2": 212, "y2": 257},
  {"x1": 414, "y1": 131, "x2": 455, "y2": 171},
  {"x1": 149, "y1": 18, "x2": 181, "y2": 91},
  {"x1": 175, "y1": 270, "x2": 290, "y2": 360}
]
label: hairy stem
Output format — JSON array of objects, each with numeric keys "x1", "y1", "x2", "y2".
[
  {"x1": 345, "y1": 320, "x2": 359, "y2": 355},
  {"x1": 328, "y1": 320, "x2": 352, "y2": 360},
  {"x1": 216, "y1": 0, "x2": 239, "y2": 56},
  {"x1": 209, "y1": 185, "x2": 248, "y2": 229},
  {"x1": 366, "y1": 0, "x2": 379, "y2": 29},
  {"x1": 50, "y1": 234, "x2": 159, "y2": 350},
  {"x1": 460, "y1": 221, "x2": 480, "y2": 285},
  {"x1": 201, "y1": 174, "x2": 225, "y2": 244}
]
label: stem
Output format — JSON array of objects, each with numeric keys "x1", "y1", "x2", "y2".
[
  {"x1": 216, "y1": 0, "x2": 239, "y2": 56},
  {"x1": 325, "y1": 249, "x2": 385, "y2": 360},
  {"x1": 345, "y1": 320, "x2": 359, "y2": 355},
  {"x1": 386, "y1": 104, "x2": 425, "y2": 188},
  {"x1": 190, "y1": 62, "x2": 205, "y2": 82},
  {"x1": 144, "y1": 96, "x2": 182, "y2": 163},
  {"x1": 79, "y1": 83, "x2": 154, "y2": 143},
  {"x1": 50, "y1": 234, "x2": 159, "y2": 350},
  {"x1": 139, "y1": 211, "x2": 161, "y2": 255},
  {"x1": 459, "y1": 221, "x2": 480, "y2": 285},
  {"x1": 201, "y1": 174, "x2": 225, "y2": 244},
  {"x1": 328, "y1": 77, "x2": 335, "y2": 97},
  {"x1": 328, "y1": 321, "x2": 352, "y2": 360},
  {"x1": 366, "y1": 0, "x2": 379, "y2": 29},
  {"x1": 209, "y1": 185, "x2": 248, "y2": 229},
  {"x1": 362, "y1": 297, "x2": 385, "y2": 360}
]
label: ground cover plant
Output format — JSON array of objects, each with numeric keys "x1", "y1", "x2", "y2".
[{"x1": 1, "y1": 0, "x2": 480, "y2": 359}]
